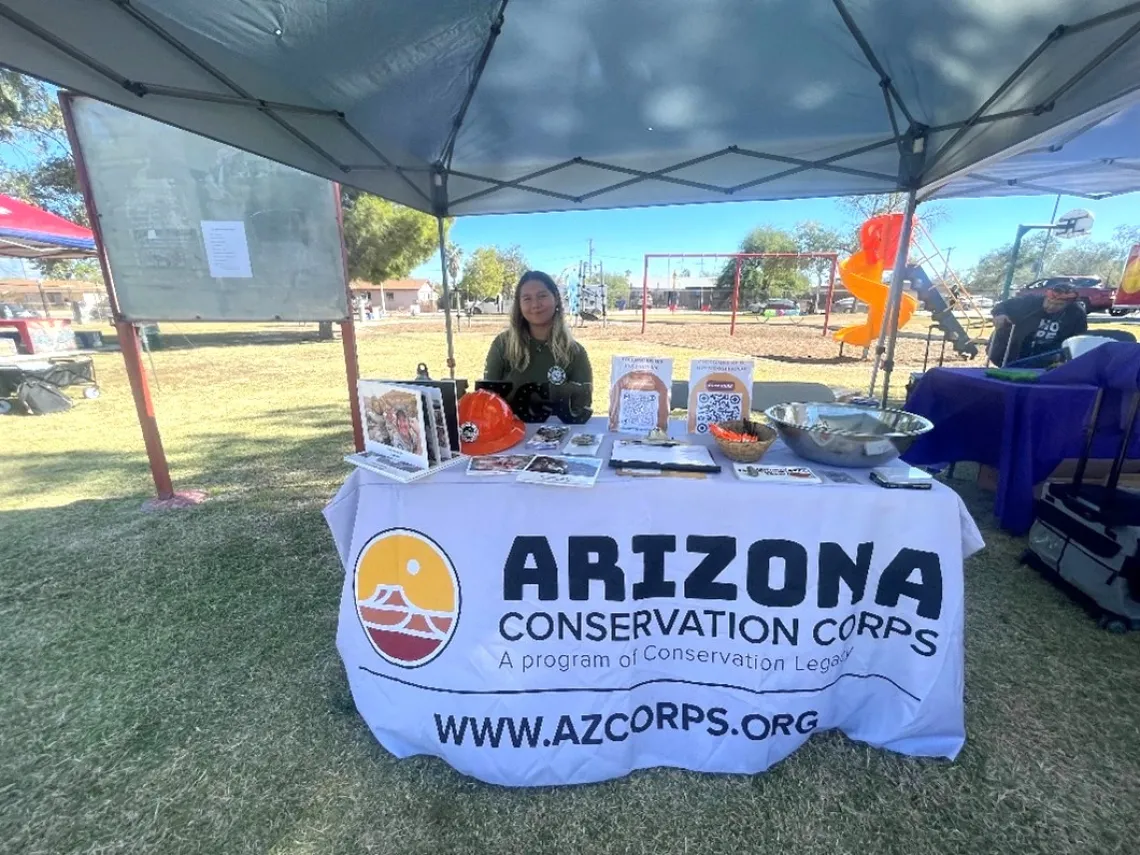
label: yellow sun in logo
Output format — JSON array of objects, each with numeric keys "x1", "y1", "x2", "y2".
[{"x1": 353, "y1": 528, "x2": 460, "y2": 668}]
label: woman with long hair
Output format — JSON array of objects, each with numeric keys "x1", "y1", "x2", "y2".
[{"x1": 484, "y1": 270, "x2": 593, "y2": 389}]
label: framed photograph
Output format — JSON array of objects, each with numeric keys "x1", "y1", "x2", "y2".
[{"x1": 357, "y1": 381, "x2": 429, "y2": 470}]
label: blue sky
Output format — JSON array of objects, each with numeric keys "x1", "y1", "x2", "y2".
[{"x1": 412, "y1": 193, "x2": 1138, "y2": 283}]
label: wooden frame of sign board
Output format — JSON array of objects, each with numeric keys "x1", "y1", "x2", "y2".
[{"x1": 60, "y1": 92, "x2": 364, "y2": 505}]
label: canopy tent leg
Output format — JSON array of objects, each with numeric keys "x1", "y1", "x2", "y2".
[
  {"x1": 437, "y1": 217, "x2": 457, "y2": 379},
  {"x1": 333, "y1": 184, "x2": 364, "y2": 452},
  {"x1": 868, "y1": 189, "x2": 918, "y2": 405}
]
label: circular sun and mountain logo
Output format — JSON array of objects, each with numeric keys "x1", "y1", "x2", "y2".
[{"x1": 353, "y1": 528, "x2": 460, "y2": 668}]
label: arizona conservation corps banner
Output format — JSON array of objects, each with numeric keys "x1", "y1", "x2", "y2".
[{"x1": 325, "y1": 471, "x2": 982, "y2": 787}]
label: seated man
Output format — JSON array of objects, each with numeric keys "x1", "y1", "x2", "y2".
[{"x1": 989, "y1": 281, "x2": 1088, "y2": 366}]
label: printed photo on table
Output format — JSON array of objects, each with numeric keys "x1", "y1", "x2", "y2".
[{"x1": 467, "y1": 454, "x2": 535, "y2": 474}]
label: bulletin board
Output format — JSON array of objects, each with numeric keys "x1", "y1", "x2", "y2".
[{"x1": 66, "y1": 96, "x2": 349, "y2": 322}]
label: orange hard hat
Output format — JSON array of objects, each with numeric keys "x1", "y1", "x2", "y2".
[{"x1": 457, "y1": 390, "x2": 526, "y2": 455}]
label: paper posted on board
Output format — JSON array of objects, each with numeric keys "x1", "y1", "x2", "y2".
[{"x1": 200, "y1": 220, "x2": 253, "y2": 278}]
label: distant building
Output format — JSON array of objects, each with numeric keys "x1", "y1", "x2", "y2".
[
  {"x1": 0, "y1": 278, "x2": 104, "y2": 318},
  {"x1": 629, "y1": 275, "x2": 718, "y2": 310},
  {"x1": 350, "y1": 278, "x2": 438, "y2": 312}
]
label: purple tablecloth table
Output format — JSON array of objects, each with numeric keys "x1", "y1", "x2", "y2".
[{"x1": 904, "y1": 367, "x2": 1140, "y2": 535}]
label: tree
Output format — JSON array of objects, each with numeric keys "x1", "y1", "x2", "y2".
[
  {"x1": 714, "y1": 226, "x2": 809, "y2": 303},
  {"x1": 340, "y1": 189, "x2": 445, "y2": 284},
  {"x1": 967, "y1": 231, "x2": 1129, "y2": 295},
  {"x1": 601, "y1": 272, "x2": 631, "y2": 308},
  {"x1": 445, "y1": 242, "x2": 463, "y2": 284},
  {"x1": 1052, "y1": 239, "x2": 1127, "y2": 286},
  {"x1": 793, "y1": 220, "x2": 846, "y2": 288},
  {"x1": 459, "y1": 247, "x2": 509, "y2": 301},
  {"x1": 1112, "y1": 224, "x2": 1140, "y2": 254},
  {"x1": 499, "y1": 244, "x2": 528, "y2": 296},
  {"x1": 457, "y1": 245, "x2": 530, "y2": 303},
  {"x1": 36, "y1": 258, "x2": 102, "y2": 281},
  {"x1": 0, "y1": 71, "x2": 94, "y2": 279},
  {"x1": 967, "y1": 232, "x2": 1054, "y2": 295}
]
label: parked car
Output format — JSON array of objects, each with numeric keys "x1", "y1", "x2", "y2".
[
  {"x1": 467, "y1": 297, "x2": 503, "y2": 314},
  {"x1": 748, "y1": 297, "x2": 799, "y2": 313},
  {"x1": 0, "y1": 303, "x2": 39, "y2": 319},
  {"x1": 1016, "y1": 275, "x2": 1115, "y2": 314},
  {"x1": 832, "y1": 296, "x2": 866, "y2": 313}
]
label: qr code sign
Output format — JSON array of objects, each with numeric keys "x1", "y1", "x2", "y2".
[
  {"x1": 694, "y1": 391, "x2": 743, "y2": 432},
  {"x1": 618, "y1": 389, "x2": 659, "y2": 431}
]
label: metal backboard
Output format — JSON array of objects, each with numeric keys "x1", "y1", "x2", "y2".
[
  {"x1": 67, "y1": 96, "x2": 349, "y2": 322},
  {"x1": 1055, "y1": 208, "x2": 1094, "y2": 239}
]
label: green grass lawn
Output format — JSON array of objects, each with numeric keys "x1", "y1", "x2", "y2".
[{"x1": 3, "y1": 319, "x2": 1140, "y2": 855}]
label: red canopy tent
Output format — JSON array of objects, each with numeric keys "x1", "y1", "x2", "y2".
[{"x1": 0, "y1": 194, "x2": 96, "y2": 260}]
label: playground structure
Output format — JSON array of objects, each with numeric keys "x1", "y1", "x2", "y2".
[
  {"x1": 639, "y1": 252, "x2": 839, "y2": 335},
  {"x1": 832, "y1": 215, "x2": 918, "y2": 349},
  {"x1": 829, "y1": 213, "x2": 990, "y2": 361},
  {"x1": 638, "y1": 222, "x2": 989, "y2": 365}
]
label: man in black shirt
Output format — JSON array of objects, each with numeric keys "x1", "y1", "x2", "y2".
[{"x1": 990, "y1": 282, "x2": 1088, "y2": 366}]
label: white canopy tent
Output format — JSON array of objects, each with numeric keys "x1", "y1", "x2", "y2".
[{"x1": 5, "y1": 0, "x2": 1140, "y2": 399}]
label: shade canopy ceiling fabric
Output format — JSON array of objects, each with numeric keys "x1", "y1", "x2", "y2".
[
  {"x1": 0, "y1": 193, "x2": 96, "y2": 258},
  {"x1": 921, "y1": 95, "x2": 1140, "y2": 200},
  {"x1": 4, "y1": 1, "x2": 1140, "y2": 216}
]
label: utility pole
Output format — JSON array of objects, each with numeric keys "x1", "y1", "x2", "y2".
[
  {"x1": 942, "y1": 247, "x2": 955, "y2": 283},
  {"x1": 587, "y1": 239, "x2": 594, "y2": 288},
  {"x1": 599, "y1": 259, "x2": 606, "y2": 324}
]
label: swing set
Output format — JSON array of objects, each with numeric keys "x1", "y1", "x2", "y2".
[{"x1": 639, "y1": 252, "x2": 840, "y2": 335}]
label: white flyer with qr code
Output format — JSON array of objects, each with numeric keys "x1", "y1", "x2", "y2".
[
  {"x1": 608, "y1": 356, "x2": 673, "y2": 433},
  {"x1": 687, "y1": 358, "x2": 754, "y2": 434}
]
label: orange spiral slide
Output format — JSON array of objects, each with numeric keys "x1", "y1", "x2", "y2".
[{"x1": 832, "y1": 213, "x2": 917, "y2": 348}]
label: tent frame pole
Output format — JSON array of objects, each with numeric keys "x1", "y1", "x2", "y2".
[
  {"x1": 333, "y1": 185, "x2": 364, "y2": 452},
  {"x1": 437, "y1": 217, "x2": 457, "y2": 379},
  {"x1": 439, "y1": 0, "x2": 510, "y2": 169},
  {"x1": 869, "y1": 189, "x2": 918, "y2": 405},
  {"x1": 59, "y1": 91, "x2": 175, "y2": 502}
]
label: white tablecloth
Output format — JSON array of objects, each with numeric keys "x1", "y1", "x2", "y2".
[{"x1": 325, "y1": 418, "x2": 984, "y2": 786}]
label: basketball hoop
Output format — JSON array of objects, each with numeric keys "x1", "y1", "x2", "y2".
[{"x1": 1055, "y1": 208, "x2": 1094, "y2": 239}]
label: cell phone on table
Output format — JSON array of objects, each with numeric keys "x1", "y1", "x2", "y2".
[{"x1": 869, "y1": 465, "x2": 934, "y2": 490}]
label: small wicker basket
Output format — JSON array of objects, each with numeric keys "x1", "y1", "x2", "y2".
[{"x1": 711, "y1": 418, "x2": 777, "y2": 463}]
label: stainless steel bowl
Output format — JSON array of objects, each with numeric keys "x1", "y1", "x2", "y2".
[{"x1": 763, "y1": 402, "x2": 934, "y2": 468}]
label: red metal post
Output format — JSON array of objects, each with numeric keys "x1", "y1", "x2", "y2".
[
  {"x1": 340, "y1": 320, "x2": 364, "y2": 451},
  {"x1": 333, "y1": 184, "x2": 365, "y2": 452},
  {"x1": 822, "y1": 255, "x2": 838, "y2": 337},
  {"x1": 60, "y1": 92, "x2": 175, "y2": 500},
  {"x1": 640, "y1": 255, "x2": 649, "y2": 334},
  {"x1": 117, "y1": 321, "x2": 175, "y2": 498},
  {"x1": 730, "y1": 257, "x2": 742, "y2": 336}
]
